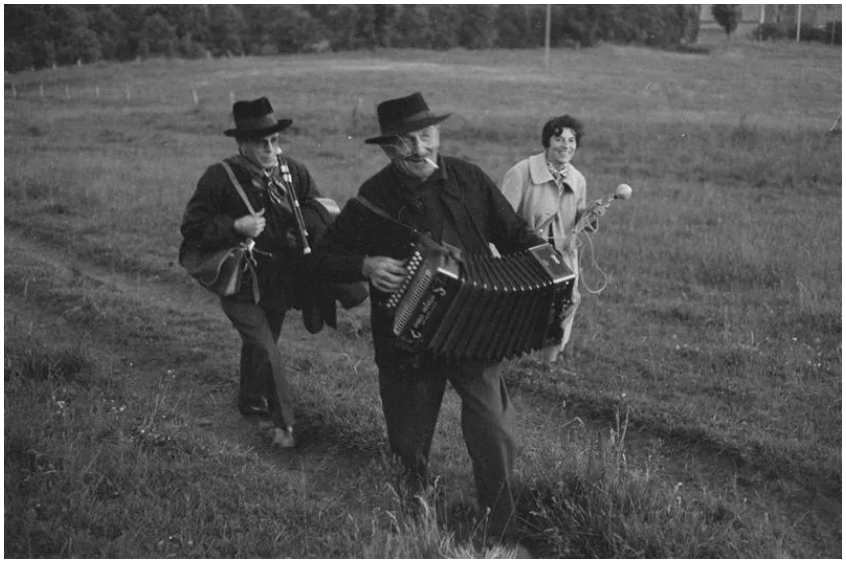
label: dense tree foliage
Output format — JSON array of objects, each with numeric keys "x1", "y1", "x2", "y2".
[
  {"x1": 4, "y1": 4, "x2": 704, "y2": 73},
  {"x1": 711, "y1": 5, "x2": 742, "y2": 37}
]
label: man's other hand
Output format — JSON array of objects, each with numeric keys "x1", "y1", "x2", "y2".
[{"x1": 234, "y1": 208, "x2": 266, "y2": 238}]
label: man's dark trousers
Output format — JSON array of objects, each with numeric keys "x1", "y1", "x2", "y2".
[
  {"x1": 221, "y1": 298, "x2": 294, "y2": 429},
  {"x1": 378, "y1": 360, "x2": 517, "y2": 540}
]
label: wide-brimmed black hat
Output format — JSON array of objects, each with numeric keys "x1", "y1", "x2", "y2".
[
  {"x1": 364, "y1": 92, "x2": 451, "y2": 145},
  {"x1": 224, "y1": 97, "x2": 292, "y2": 138}
]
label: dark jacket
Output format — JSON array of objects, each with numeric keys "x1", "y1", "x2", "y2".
[
  {"x1": 311, "y1": 155, "x2": 544, "y2": 370},
  {"x1": 180, "y1": 156, "x2": 320, "y2": 311}
]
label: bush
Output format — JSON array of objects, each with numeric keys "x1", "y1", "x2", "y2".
[
  {"x1": 178, "y1": 37, "x2": 208, "y2": 59},
  {"x1": 803, "y1": 21, "x2": 841, "y2": 45},
  {"x1": 822, "y1": 20, "x2": 842, "y2": 45},
  {"x1": 711, "y1": 5, "x2": 741, "y2": 36},
  {"x1": 758, "y1": 21, "x2": 842, "y2": 45},
  {"x1": 799, "y1": 23, "x2": 823, "y2": 42},
  {"x1": 753, "y1": 23, "x2": 788, "y2": 41},
  {"x1": 4, "y1": 41, "x2": 34, "y2": 73}
]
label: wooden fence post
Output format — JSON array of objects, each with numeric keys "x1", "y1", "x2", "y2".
[
  {"x1": 95, "y1": 86, "x2": 100, "y2": 99},
  {"x1": 192, "y1": 88, "x2": 199, "y2": 109},
  {"x1": 39, "y1": 83, "x2": 45, "y2": 99}
]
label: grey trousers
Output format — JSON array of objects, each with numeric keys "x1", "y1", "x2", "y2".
[
  {"x1": 220, "y1": 298, "x2": 293, "y2": 429},
  {"x1": 378, "y1": 360, "x2": 517, "y2": 540}
]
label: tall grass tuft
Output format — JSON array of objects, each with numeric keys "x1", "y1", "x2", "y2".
[
  {"x1": 4, "y1": 335, "x2": 93, "y2": 385},
  {"x1": 517, "y1": 407, "x2": 792, "y2": 558},
  {"x1": 360, "y1": 483, "x2": 520, "y2": 559}
]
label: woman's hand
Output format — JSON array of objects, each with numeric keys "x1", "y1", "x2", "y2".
[
  {"x1": 362, "y1": 256, "x2": 407, "y2": 293},
  {"x1": 561, "y1": 289, "x2": 581, "y2": 319},
  {"x1": 234, "y1": 208, "x2": 266, "y2": 238}
]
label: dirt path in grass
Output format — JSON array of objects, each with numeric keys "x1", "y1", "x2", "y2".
[
  {"x1": 4, "y1": 225, "x2": 840, "y2": 557},
  {"x1": 3, "y1": 226, "x2": 383, "y2": 519}
]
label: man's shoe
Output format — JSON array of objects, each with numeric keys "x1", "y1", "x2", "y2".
[
  {"x1": 272, "y1": 426, "x2": 296, "y2": 449},
  {"x1": 238, "y1": 396, "x2": 271, "y2": 417}
]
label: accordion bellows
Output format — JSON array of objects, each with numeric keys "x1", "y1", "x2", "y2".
[{"x1": 386, "y1": 243, "x2": 575, "y2": 362}]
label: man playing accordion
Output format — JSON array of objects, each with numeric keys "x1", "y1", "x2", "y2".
[{"x1": 306, "y1": 92, "x2": 545, "y2": 547}]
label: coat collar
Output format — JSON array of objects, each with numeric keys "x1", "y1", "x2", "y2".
[
  {"x1": 528, "y1": 153, "x2": 554, "y2": 185},
  {"x1": 528, "y1": 152, "x2": 574, "y2": 192}
]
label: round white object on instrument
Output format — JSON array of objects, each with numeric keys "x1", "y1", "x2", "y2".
[{"x1": 615, "y1": 183, "x2": 633, "y2": 200}]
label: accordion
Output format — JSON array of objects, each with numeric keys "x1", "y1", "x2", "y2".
[{"x1": 385, "y1": 242, "x2": 575, "y2": 362}]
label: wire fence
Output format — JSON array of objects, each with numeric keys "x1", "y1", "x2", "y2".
[{"x1": 4, "y1": 81, "x2": 237, "y2": 110}]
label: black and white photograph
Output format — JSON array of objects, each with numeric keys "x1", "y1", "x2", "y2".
[{"x1": 4, "y1": 4, "x2": 841, "y2": 558}]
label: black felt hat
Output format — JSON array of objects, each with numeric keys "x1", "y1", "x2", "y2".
[
  {"x1": 364, "y1": 92, "x2": 451, "y2": 145},
  {"x1": 224, "y1": 97, "x2": 292, "y2": 138}
]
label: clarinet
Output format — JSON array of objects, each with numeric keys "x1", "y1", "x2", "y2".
[{"x1": 274, "y1": 154, "x2": 312, "y2": 255}]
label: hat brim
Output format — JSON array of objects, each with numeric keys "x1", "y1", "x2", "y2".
[
  {"x1": 364, "y1": 114, "x2": 451, "y2": 144},
  {"x1": 224, "y1": 119, "x2": 293, "y2": 138}
]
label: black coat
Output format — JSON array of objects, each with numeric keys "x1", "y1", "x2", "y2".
[
  {"x1": 180, "y1": 156, "x2": 320, "y2": 311},
  {"x1": 311, "y1": 155, "x2": 544, "y2": 370}
]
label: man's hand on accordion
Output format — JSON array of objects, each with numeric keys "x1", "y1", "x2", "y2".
[{"x1": 362, "y1": 256, "x2": 407, "y2": 293}]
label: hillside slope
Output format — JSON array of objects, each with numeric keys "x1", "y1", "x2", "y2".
[{"x1": 4, "y1": 224, "x2": 839, "y2": 557}]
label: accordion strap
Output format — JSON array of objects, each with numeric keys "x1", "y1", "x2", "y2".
[
  {"x1": 355, "y1": 195, "x2": 396, "y2": 223},
  {"x1": 355, "y1": 195, "x2": 462, "y2": 261}
]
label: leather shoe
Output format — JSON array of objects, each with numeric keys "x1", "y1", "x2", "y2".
[{"x1": 272, "y1": 426, "x2": 296, "y2": 448}]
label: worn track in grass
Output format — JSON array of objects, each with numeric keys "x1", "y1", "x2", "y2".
[{"x1": 4, "y1": 224, "x2": 840, "y2": 557}]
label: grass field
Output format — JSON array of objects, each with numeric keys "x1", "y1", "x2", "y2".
[{"x1": 4, "y1": 43, "x2": 841, "y2": 557}]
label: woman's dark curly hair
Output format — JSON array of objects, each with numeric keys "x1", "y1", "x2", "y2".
[{"x1": 541, "y1": 115, "x2": 584, "y2": 149}]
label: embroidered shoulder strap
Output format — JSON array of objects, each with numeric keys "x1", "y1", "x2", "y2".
[{"x1": 221, "y1": 161, "x2": 258, "y2": 217}]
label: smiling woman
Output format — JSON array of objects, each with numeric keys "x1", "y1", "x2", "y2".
[{"x1": 499, "y1": 114, "x2": 589, "y2": 365}]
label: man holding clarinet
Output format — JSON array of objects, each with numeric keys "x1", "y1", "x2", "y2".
[{"x1": 179, "y1": 97, "x2": 322, "y2": 448}]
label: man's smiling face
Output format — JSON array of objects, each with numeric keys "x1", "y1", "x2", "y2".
[{"x1": 382, "y1": 125, "x2": 440, "y2": 181}]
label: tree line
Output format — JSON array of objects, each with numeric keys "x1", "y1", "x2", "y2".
[{"x1": 5, "y1": 5, "x2": 701, "y2": 73}]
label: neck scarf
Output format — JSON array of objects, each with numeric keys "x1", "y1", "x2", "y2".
[
  {"x1": 228, "y1": 153, "x2": 291, "y2": 212},
  {"x1": 546, "y1": 158, "x2": 571, "y2": 191}
]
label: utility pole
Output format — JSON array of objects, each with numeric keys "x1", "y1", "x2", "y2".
[
  {"x1": 796, "y1": 4, "x2": 802, "y2": 42},
  {"x1": 544, "y1": 4, "x2": 551, "y2": 70}
]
